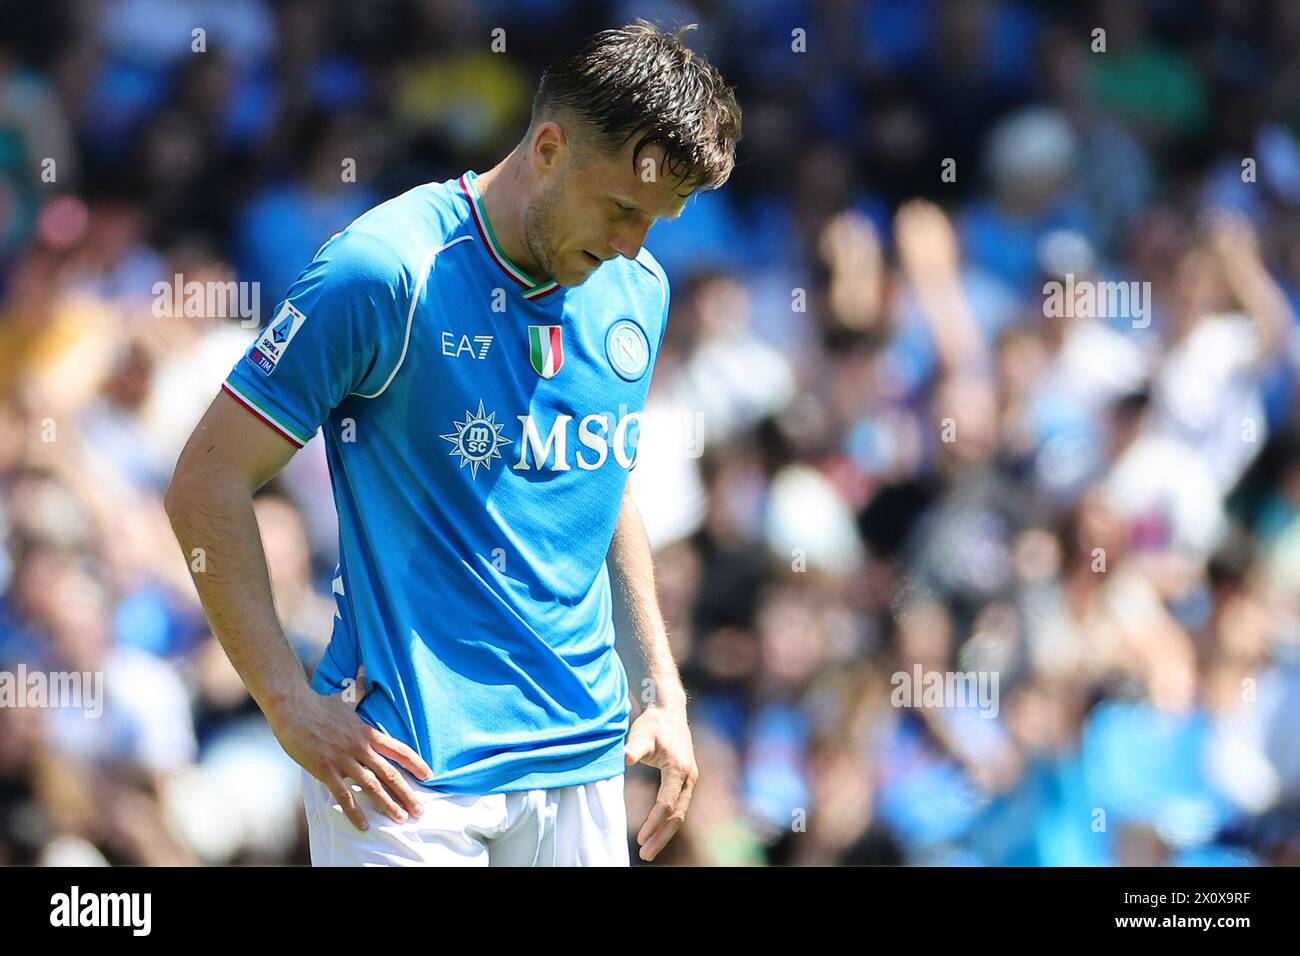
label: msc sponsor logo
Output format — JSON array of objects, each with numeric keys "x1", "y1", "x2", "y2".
[
  {"x1": 442, "y1": 401, "x2": 641, "y2": 478},
  {"x1": 514, "y1": 411, "x2": 641, "y2": 471},
  {"x1": 440, "y1": 400, "x2": 512, "y2": 479}
]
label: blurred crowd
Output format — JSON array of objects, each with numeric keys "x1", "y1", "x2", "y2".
[{"x1": 2, "y1": 0, "x2": 1300, "y2": 866}]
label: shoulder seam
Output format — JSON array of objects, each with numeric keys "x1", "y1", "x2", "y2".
[
  {"x1": 352, "y1": 233, "x2": 475, "y2": 399},
  {"x1": 631, "y1": 253, "x2": 669, "y2": 321}
]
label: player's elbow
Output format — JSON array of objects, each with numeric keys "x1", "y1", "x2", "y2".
[
  {"x1": 164, "y1": 446, "x2": 229, "y2": 523},
  {"x1": 165, "y1": 435, "x2": 267, "y2": 528},
  {"x1": 163, "y1": 459, "x2": 202, "y2": 524}
]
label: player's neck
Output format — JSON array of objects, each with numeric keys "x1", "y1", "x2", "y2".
[{"x1": 474, "y1": 157, "x2": 548, "y2": 282}]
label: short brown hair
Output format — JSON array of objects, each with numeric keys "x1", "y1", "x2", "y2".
[{"x1": 530, "y1": 21, "x2": 742, "y2": 192}]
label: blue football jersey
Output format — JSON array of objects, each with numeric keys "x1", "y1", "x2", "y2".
[{"x1": 223, "y1": 171, "x2": 669, "y2": 793}]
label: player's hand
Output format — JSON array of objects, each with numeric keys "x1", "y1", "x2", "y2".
[
  {"x1": 271, "y1": 667, "x2": 433, "y2": 831},
  {"x1": 1203, "y1": 206, "x2": 1260, "y2": 273},
  {"x1": 624, "y1": 702, "x2": 697, "y2": 862},
  {"x1": 894, "y1": 198, "x2": 961, "y2": 283}
]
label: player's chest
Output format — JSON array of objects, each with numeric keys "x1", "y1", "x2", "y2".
[
  {"x1": 416, "y1": 283, "x2": 655, "y2": 403},
  {"x1": 401, "y1": 297, "x2": 656, "y2": 477}
]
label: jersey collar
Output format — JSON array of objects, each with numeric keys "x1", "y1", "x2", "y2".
[{"x1": 460, "y1": 171, "x2": 561, "y2": 301}]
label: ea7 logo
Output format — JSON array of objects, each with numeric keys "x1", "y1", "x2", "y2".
[{"x1": 442, "y1": 331, "x2": 493, "y2": 360}]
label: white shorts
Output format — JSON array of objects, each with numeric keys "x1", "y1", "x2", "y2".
[{"x1": 301, "y1": 767, "x2": 629, "y2": 867}]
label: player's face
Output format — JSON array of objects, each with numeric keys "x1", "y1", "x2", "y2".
[{"x1": 524, "y1": 139, "x2": 692, "y2": 287}]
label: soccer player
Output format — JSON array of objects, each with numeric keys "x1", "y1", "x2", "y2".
[{"x1": 164, "y1": 22, "x2": 741, "y2": 866}]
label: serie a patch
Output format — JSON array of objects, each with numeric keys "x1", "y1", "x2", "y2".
[{"x1": 248, "y1": 301, "x2": 308, "y2": 375}]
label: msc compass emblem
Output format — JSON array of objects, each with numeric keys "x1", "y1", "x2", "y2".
[{"x1": 441, "y1": 400, "x2": 513, "y2": 479}]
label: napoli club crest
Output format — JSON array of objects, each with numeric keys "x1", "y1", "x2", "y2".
[{"x1": 605, "y1": 319, "x2": 649, "y2": 381}]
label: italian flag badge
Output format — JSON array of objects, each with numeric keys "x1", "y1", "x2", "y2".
[{"x1": 528, "y1": 324, "x2": 564, "y2": 378}]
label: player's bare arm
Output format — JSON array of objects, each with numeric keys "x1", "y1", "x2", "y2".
[
  {"x1": 608, "y1": 483, "x2": 697, "y2": 862},
  {"x1": 163, "y1": 390, "x2": 432, "y2": 831}
]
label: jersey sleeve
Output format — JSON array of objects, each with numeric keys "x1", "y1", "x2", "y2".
[
  {"x1": 638, "y1": 249, "x2": 671, "y2": 356},
  {"x1": 654, "y1": 274, "x2": 671, "y2": 355},
  {"x1": 223, "y1": 230, "x2": 411, "y2": 447},
  {"x1": 629, "y1": 257, "x2": 670, "y2": 473}
]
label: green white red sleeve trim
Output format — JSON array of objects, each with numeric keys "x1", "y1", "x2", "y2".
[{"x1": 221, "y1": 381, "x2": 312, "y2": 447}]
